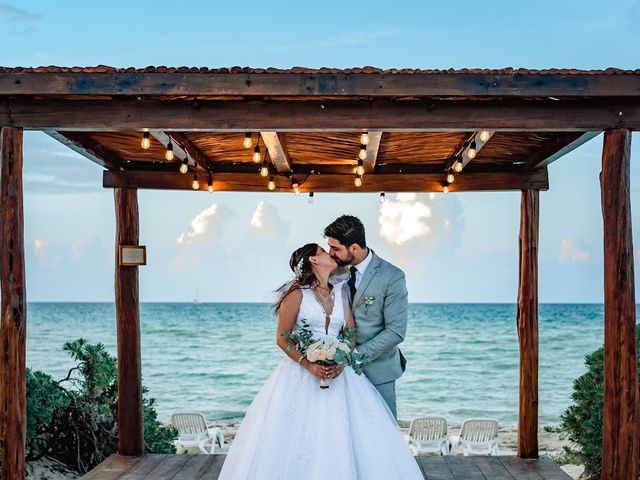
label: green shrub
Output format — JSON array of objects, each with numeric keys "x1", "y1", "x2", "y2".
[
  {"x1": 26, "y1": 338, "x2": 178, "y2": 473},
  {"x1": 558, "y1": 325, "x2": 640, "y2": 479}
]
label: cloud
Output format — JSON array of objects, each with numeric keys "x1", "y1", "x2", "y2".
[
  {"x1": 177, "y1": 204, "x2": 225, "y2": 245},
  {"x1": 250, "y1": 201, "x2": 290, "y2": 239},
  {"x1": 560, "y1": 239, "x2": 590, "y2": 264},
  {"x1": 379, "y1": 193, "x2": 432, "y2": 245},
  {"x1": 34, "y1": 239, "x2": 45, "y2": 259},
  {"x1": 71, "y1": 235, "x2": 98, "y2": 261},
  {"x1": 0, "y1": 3, "x2": 40, "y2": 33}
]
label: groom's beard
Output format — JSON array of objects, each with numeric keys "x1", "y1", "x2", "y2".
[{"x1": 334, "y1": 253, "x2": 355, "y2": 267}]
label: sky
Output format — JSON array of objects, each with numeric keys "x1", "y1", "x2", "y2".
[{"x1": 2, "y1": 0, "x2": 640, "y2": 303}]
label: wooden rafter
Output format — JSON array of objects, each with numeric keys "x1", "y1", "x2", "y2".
[
  {"x1": 104, "y1": 168, "x2": 549, "y2": 192},
  {"x1": 260, "y1": 132, "x2": 291, "y2": 172},
  {"x1": 169, "y1": 132, "x2": 214, "y2": 172},
  {"x1": 2, "y1": 72, "x2": 640, "y2": 97},
  {"x1": 9, "y1": 98, "x2": 639, "y2": 131},
  {"x1": 526, "y1": 131, "x2": 600, "y2": 169},
  {"x1": 363, "y1": 131, "x2": 382, "y2": 173},
  {"x1": 46, "y1": 131, "x2": 123, "y2": 170}
]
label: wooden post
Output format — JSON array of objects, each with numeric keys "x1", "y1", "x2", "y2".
[
  {"x1": 517, "y1": 189, "x2": 539, "y2": 458},
  {"x1": 114, "y1": 188, "x2": 144, "y2": 455},
  {"x1": 600, "y1": 128, "x2": 638, "y2": 480},
  {"x1": 0, "y1": 127, "x2": 27, "y2": 479}
]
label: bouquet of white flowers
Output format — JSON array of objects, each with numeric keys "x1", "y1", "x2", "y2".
[{"x1": 283, "y1": 320, "x2": 368, "y2": 388}]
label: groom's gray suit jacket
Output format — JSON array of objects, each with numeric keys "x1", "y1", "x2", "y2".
[{"x1": 340, "y1": 251, "x2": 408, "y2": 385}]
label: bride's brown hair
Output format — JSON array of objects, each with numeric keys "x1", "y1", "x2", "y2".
[{"x1": 273, "y1": 243, "x2": 320, "y2": 314}]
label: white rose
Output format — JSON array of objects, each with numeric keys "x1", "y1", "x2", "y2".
[
  {"x1": 326, "y1": 344, "x2": 337, "y2": 361},
  {"x1": 337, "y1": 342, "x2": 350, "y2": 353},
  {"x1": 315, "y1": 349, "x2": 327, "y2": 361}
]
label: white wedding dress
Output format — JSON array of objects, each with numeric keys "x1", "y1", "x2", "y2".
[{"x1": 218, "y1": 283, "x2": 423, "y2": 480}]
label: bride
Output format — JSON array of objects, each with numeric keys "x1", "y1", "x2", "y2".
[{"x1": 218, "y1": 243, "x2": 423, "y2": 480}]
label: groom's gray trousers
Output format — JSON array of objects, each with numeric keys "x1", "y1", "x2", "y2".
[{"x1": 374, "y1": 381, "x2": 397, "y2": 420}]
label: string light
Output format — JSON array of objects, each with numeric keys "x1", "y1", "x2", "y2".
[
  {"x1": 467, "y1": 141, "x2": 477, "y2": 159},
  {"x1": 165, "y1": 141, "x2": 174, "y2": 161},
  {"x1": 268, "y1": 175, "x2": 276, "y2": 191},
  {"x1": 443, "y1": 182, "x2": 449, "y2": 194},
  {"x1": 253, "y1": 145, "x2": 261, "y2": 163},
  {"x1": 354, "y1": 173, "x2": 363, "y2": 187},
  {"x1": 358, "y1": 144, "x2": 367, "y2": 161},
  {"x1": 292, "y1": 179, "x2": 300, "y2": 196},
  {"x1": 191, "y1": 173, "x2": 200, "y2": 190},
  {"x1": 243, "y1": 132, "x2": 252, "y2": 149},
  {"x1": 260, "y1": 161, "x2": 269, "y2": 177},
  {"x1": 453, "y1": 158, "x2": 463, "y2": 173},
  {"x1": 141, "y1": 131, "x2": 150, "y2": 150},
  {"x1": 207, "y1": 174, "x2": 214, "y2": 193},
  {"x1": 360, "y1": 131, "x2": 369, "y2": 145},
  {"x1": 308, "y1": 192, "x2": 315, "y2": 204},
  {"x1": 356, "y1": 159, "x2": 365, "y2": 176},
  {"x1": 179, "y1": 158, "x2": 189, "y2": 174},
  {"x1": 379, "y1": 192, "x2": 385, "y2": 203},
  {"x1": 479, "y1": 130, "x2": 491, "y2": 142},
  {"x1": 446, "y1": 173, "x2": 455, "y2": 183}
]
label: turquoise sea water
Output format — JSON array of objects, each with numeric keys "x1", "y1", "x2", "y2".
[{"x1": 26, "y1": 303, "x2": 610, "y2": 425}]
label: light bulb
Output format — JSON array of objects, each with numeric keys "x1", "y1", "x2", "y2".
[
  {"x1": 260, "y1": 162, "x2": 269, "y2": 177},
  {"x1": 308, "y1": 192, "x2": 314, "y2": 204},
  {"x1": 354, "y1": 175, "x2": 363, "y2": 187},
  {"x1": 467, "y1": 141, "x2": 477, "y2": 159},
  {"x1": 479, "y1": 130, "x2": 491, "y2": 142},
  {"x1": 447, "y1": 173, "x2": 455, "y2": 183},
  {"x1": 165, "y1": 142, "x2": 174, "y2": 161},
  {"x1": 294, "y1": 187, "x2": 300, "y2": 196},
  {"x1": 253, "y1": 146, "x2": 261, "y2": 163},
  {"x1": 141, "y1": 131, "x2": 150, "y2": 150},
  {"x1": 358, "y1": 144, "x2": 367, "y2": 161},
  {"x1": 243, "y1": 132, "x2": 252, "y2": 149},
  {"x1": 292, "y1": 181, "x2": 300, "y2": 196},
  {"x1": 179, "y1": 160, "x2": 189, "y2": 174},
  {"x1": 360, "y1": 132, "x2": 369, "y2": 145},
  {"x1": 356, "y1": 159, "x2": 365, "y2": 176},
  {"x1": 443, "y1": 183, "x2": 449, "y2": 194},
  {"x1": 379, "y1": 192, "x2": 385, "y2": 203},
  {"x1": 207, "y1": 175, "x2": 213, "y2": 193},
  {"x1": 454, "y1": 160, "x2": 463, "y2": 173},
  {"x1": 268, "y1": 176, "x2": 276, "y2": 191},
  {"x1": 192, "y1": 174, "x2": 199, "y2": 190}
]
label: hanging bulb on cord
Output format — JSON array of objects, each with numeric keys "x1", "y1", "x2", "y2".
[
  {"x1": 268, "y1": 175, "x2": 276, "y2": 191},
  {"x1": 454, "y1": 160, "x2": 463, "y2": 173},
  {"x1": 191, "y1": 174, "x2": 200, "y2": 190},
  {"x1": 141, "y1": 131, "x2": 150, "y2": 150},
  {"x1": 446, "y1": 173, "x2": 455, "y2": 183},
  {"x1": 360, "y1": 131, "x2": 369, "y2": 145},
  {"x1": 179, "y1": 159, "x2": 189, "y2": 174},
  {"x1": 379, "y1": 192, "x2": 385, "y2": 203},
  {"x1": 467, "y1": 141, "x2": 477, "y2": 159},
  {"x1": 207, "y1": 174, "x2": 214, "y2": 193},
  {"x1": 479, "y1": 130, "x2": 491, "y2": 142},
  {"x1": 253, "y1": 145, "x2": 261, "y2": 163},
  {"x1": 165, "y1": 141, "x2": 174, "y2": 161},
  {"x1": 356, "y1": 159, "x2": 365, "y2": 176},
  {"x1": 358, "y1": 144, "x2": 367, "y2": 161},
  {"x1": 243, "y1": 132, "x2": 252, "y2": 149},
  {"x1": 260, "y1": 162, "x2": 269, "y2": 177},
  {"x1": 354, "y1": 174, "x2": 363, "y2": 187}
]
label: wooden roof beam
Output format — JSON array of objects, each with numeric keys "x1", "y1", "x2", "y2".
[
  {"x1": 104, "y1": 168, "x2": 549, "y2": 192},
  {"x1": 363, "y1": 131, "x2": 382, "y2": 173},
  {"x1": 260, "y1": 132, "x2": 291, "y2": 173},
  {"x1": 46, "y1": 131, "x2": 123, "y2": 170},
  {"x1": 169, "y1": 132, "x2": 214, "y2": 172},
  {"x1": 526, "y1": 131, "x2": 600, "y2": 169}
]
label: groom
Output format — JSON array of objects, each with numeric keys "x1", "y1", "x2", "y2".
[{"x1": 324, "y1": 214, "x2": 408, "y2": 420}]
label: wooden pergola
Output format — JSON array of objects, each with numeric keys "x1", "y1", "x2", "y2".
[{"x1": 0, "y1": 66, "x2": 638, "y2": 480}]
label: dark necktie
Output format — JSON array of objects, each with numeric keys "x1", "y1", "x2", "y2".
[{"x1": 347, "y1": 266, "x2": 358, "y2": 301}]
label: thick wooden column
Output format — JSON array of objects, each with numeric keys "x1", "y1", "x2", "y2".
[
  {"x1": 517, "y1": 189, "x2": 539, "y2": 458},
  {"x1": 600, "y1": 128, "x2": 638, "y2": 480},
  {"x1": 0, "y1": 127, "x2": 27, "y2": 479},
  {"x1": 114, "y1": 188, "x2": 143, "y2": 455}
]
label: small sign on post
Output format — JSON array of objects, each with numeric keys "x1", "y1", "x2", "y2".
[{"x1": 119, "y1": 245, "x2": 147, "y2": 266}]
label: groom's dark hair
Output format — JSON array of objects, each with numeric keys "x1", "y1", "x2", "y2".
[{"x1": 324, "y1": 215, "x2": 367, "y2": 248}]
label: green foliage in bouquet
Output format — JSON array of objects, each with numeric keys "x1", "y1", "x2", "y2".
[
  {"x1": 26, "y1": 338, "x2": 178, "y2": 474},
  {"x1": 283, "y1": 320, "x2": 368, "y2": 373},
  {"x1": 556, "y1": 325, "x2": 640, "y2": 479}
]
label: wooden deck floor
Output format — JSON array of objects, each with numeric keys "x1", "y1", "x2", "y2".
[{"x1": 82, "y1": 454, "x2": 573, "y2": 479}]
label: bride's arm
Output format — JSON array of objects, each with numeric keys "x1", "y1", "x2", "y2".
[{"x1": 276, "y1": 290, "x2": 326, "y2": 379}]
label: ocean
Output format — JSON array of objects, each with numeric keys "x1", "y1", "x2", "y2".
[{"x1": 26, "y1": 303, "x2": 609, "y2": 426}]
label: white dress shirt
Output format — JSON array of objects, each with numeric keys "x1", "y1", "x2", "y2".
[{"x1": 352, "y1": 249, "x2": 373, "y2": 289}]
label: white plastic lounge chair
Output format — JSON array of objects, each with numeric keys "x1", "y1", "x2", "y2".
[
  {"x1": 406, "y1": 416, "x2": 450, "y2": 455},
  {"x1": 449, "y1": 419, "x2": 499, "y2": 456},
  {"x1": 171, "y1": 411, "x2": 225, "y2": 454}
]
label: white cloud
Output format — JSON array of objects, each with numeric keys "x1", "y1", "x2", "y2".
[
  {"x1": 71, "y1": 235, "x2": 98, "y2": 260},
  {"x1": 250, "y1": 201, "x2": 290, "y2": 239},
  {"x1": 379, "y1": 193, "x2": 432, "y2": 245},
  {"x1": 177, "y1": 204, "x2": 222, "y2": 245},
  {"x1": 560, "y1": 239, "x2": 590, "y2": 264},
  {"x1": 34, "y1": 239, "x2": 45, "y2": 259}
]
